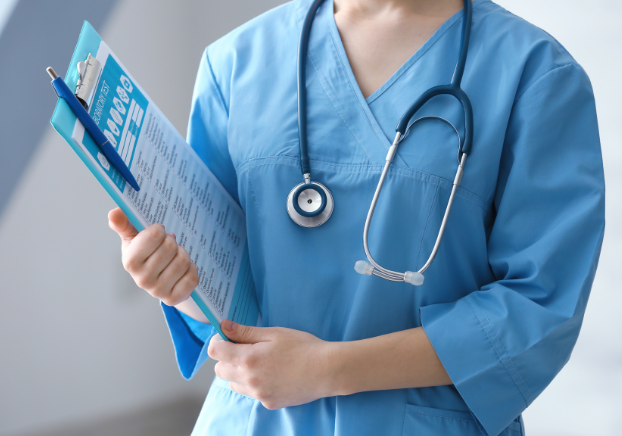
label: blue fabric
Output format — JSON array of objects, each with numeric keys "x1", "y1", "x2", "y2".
[
  {"x1": 162, "y1": 0, "x2": 605, "y2": 435},
  {"x1": 161, "y1": 303, "x2": 216, "y2": 379}
]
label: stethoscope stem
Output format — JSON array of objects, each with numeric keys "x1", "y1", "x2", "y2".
[{"x1": 362, "y1": 132, "x2": 405, "y2": 281}]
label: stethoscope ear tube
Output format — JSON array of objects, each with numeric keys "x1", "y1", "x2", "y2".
[
  {"x1": 357, "y1": 148, "x2": 467, "y2": 285},
  {"x1": 354, "y1": 0, "x2": 474, "y2": 284},
  {"x1": 395, "y1": 85, "x2": 473, "y2": 156},
  {"x1": 294, "y1": 0, "x2": 475, "y2": 286}
]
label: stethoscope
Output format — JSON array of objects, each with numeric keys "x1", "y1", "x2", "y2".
[{"x1": 287, "y1": 0, "x2": 474, "y2": 286}]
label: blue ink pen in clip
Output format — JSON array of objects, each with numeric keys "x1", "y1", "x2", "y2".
[{"x1": 46, "y1": 66, "x2": 140, "y2": 191}]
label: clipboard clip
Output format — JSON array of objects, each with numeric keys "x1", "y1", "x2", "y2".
[
  {"x1": 75, "y1": 54, "x2": 101, "y2": 110},
  {"x1": 46, "y1": 66, "x2": 140, "y2": 191}
]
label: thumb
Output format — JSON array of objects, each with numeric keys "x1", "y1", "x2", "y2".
[
  {"x1": 108, "y1": 208, "x2": 139, "y2": 247},
  {"x1": 221, "y1": 320, "x2": 270, "y2": 344}
]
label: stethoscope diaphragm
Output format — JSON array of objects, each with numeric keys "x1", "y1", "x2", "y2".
[{"x1": 287, "y1": 181, "x2": 334, "y2": 228}]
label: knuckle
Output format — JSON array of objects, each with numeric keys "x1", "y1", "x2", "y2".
[
  {"x1": 262, "y1": 399, "x2": 277, "y2": 410},
  {"x1": 183, "y1": 266, "x2": 198, "y2": 285},
  {"x1": 213, "y1": 362, "x2": 221, "y2": 377},
  {"x1": 207, "y1": 344, "x2": 216, "y2": 360},
  {"x1": 246, "y1": 374, "x2": 261, "y2": 389},
  {"x1": 141, "y1": 273, "x2": 157, "y2": 290},
  {"x1": 149, "y1": 285, "x2": 161, "y2": 298},
  {"x1": 134, "y1": 273, "x2": 148, "y2": 289},
  {"x1": 190, "y1": 271, "x2": 200, "y2": 287},
  {"x1": 175, "y1": 286, "x2": 193, "y2": 302},
  {"x1": 179, "y1": 253, "x2": 190, "y2": 269},
  {"x1": 239, "y1": 354, "x2": 251, "y2": 368},
  {"x1": 150, "y1": 283, "x2": 167, "y2": 299},
  {"x1": 207, "y1": 336, "x2": 220, "y2": 360},
  {"x1": 169, "y1": 294, "x2": 183, "y2": 306},
  {"x1": 147, "y1": 224, "x2": 165, "y2": 240},
  {"x1": 160, "y1": 294, "x2": 175, "y2": 306},
  {"x1": 245, "y1": 354, "x2": 259, "y2": 369},
  {"x1": 122, "y1": 256, "x2": 137, "y2": 273},
  {"x1": 164, "y1": 237, "x2": 177, "y2": 252}
]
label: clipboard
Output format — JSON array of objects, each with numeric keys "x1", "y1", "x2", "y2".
[{"x1": 49, "y1": 21, "x2": 260, "y2": 341}]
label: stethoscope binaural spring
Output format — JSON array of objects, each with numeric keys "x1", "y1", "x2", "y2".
[{"x1": 288, "y1": 0, "x2": 474, "y2": 286}]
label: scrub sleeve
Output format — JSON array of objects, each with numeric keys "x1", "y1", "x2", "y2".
[
  {"x1": 161, "y1": 48, "x2": 236, "y2": 380},
  {"x1": 161, "y1": 303, "x2": 216, "y2": 379},
  {"x1": 420, "y1": 64, "x2": 605, "y2": 436}
]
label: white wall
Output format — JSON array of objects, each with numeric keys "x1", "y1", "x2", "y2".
[
  {"x1": 0, "y1": 0, "x2": 19, "y2": 38},
  {"x1": 0, "y1": 1, "x2": 285, "y2": 435},
  {"x1": 493, "y1": 1, "x2": 622, "y2": 435}
]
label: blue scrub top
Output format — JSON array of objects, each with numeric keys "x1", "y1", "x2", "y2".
[{"x1": 161, "y1": 1, "x2": 605, "y2": 435}]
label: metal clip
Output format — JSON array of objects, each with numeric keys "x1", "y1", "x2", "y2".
[{"x1": 75, "y1": 54, "x2": 102, "y2": 110}]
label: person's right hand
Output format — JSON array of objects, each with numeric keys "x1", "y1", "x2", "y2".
[{"x1": 108, "y1": 208, "x2": 199, "y2": 307}]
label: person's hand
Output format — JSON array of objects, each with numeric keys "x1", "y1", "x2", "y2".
[
  {"x1": 108, "y1": 208, "x2": 199, "y2": 306},
  {"x1": 208, "y1": 321, "x2": 337, "y2": 409}
]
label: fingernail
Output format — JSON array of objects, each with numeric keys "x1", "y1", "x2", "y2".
[{"x1": 224, "y1": 320, "x2": 235, "y2": 332}]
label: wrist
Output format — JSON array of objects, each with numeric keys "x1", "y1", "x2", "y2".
[
  {"x1": 322, "y1": 340, "x2": 358, "y2": 397},
  {"x1": 174, "y1": 297, "x2": 210, "y2": 324}
]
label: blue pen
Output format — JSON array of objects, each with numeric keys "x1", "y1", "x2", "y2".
[{"x1": 46, "y1": 67, "x2": 140, "y2": 191}]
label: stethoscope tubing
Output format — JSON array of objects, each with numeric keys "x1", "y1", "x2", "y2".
[
  {"x1": 395, "y1": 84, "x2": 473, "y2": 155},
  {"x1": 363, "y1": 133, "x2": 468, "y2": 281},
  {"x1": 294, "y1": 0, "x2": 474, "y2": 285},
  {"x1": 297, "y1": 0, "x2": 325, "y2": 178},
  {"x1": 362, "y1": 0, "x2": 474, "y2": 283}
]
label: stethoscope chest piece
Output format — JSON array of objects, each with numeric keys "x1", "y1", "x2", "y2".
[{"x1": 287, "y1": 181, "x2": 334, "y2": 228}]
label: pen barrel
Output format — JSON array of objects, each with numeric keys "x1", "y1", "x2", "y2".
[{"x1": 51, "y1": 77, "x2": 108, "y2": 145}]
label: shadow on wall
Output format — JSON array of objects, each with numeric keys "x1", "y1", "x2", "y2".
[
  {"x1": 0, "y1": 0, "x2": 119, "y2": 220},
  {"x1": 12, "y1": 396, "x2": 204, "y2": 436}
]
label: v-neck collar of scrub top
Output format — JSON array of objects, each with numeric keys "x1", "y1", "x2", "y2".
[{"x1": 294, "y1": 0, "x2": 488, "y2": 168}]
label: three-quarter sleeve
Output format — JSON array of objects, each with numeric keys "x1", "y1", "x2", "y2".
[
  {"x1": 161, "y1": 303, "x2": 216, "y2": 379},
  {"x1": 161, "y1": 48, "x2": 236, "y2": 379},
  {"x1": 420, "y1": 63, "x2": 605, "y2": 436}
]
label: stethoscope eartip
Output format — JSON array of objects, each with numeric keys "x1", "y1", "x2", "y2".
[
  {"x1": 404, "y1": 271, "x2": 424, "y2": 286},
  {"x1": 354, "y1": 260, "x2": 373, "y2": 276},
  {"x1": 355, "y1": 261, "x2": 424, "y2": 285}
]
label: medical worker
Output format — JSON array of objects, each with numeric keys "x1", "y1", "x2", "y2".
[{"x1": 108, "y1": 0, "x2": 605, "y2": 434}]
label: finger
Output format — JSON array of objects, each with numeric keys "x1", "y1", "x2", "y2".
[
  {"x1": 143, "y1": 233, "x2": 178, "y2": 278},
  {"x1": 166, "y1": 262, "x2": 199, "y2": 306},
  {"x1": 208, "y1": 333, "x2": 250, "y2": 365},
  {"x1": 154, "y1": 246, "x2": 192, "y2": 301},
  {"x1": 108, "y1": 208, "x2": 138, "y2": 247},
  {"x1": 221, "y1": 320, "x2": 272, "y2": 344},
  {"x1": 214, "y1": 361, "x2": 243, "y2": 384},
  {"x1": 229, "y1": 381, "x2": 255, "y2": 399},
  {"x1": 123, "y1": 224, "x2": 167, "y2": 272}
]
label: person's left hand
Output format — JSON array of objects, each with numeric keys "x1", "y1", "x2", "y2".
[{"x1": 208, "y1": 320, "x2": 337, "y2": 410}]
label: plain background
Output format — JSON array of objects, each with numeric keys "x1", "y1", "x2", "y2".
[{"x1": 0, "y1": 1, "x2": 619, "y2": 435}]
